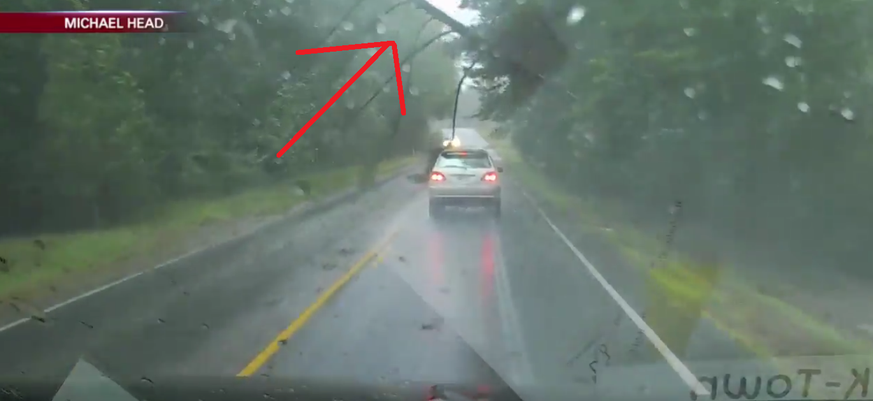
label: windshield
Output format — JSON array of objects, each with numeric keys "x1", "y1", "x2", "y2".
[
  {"x1": 1, "y1": 0, "x2": 872, "y2": 401},
  {"x1": 437, "y1": 152, "x2": 492, "y2": 168}
]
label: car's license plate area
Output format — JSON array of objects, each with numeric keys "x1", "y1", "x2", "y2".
[
  {"x1": 439, "y1": 197, "x2": 494, "y2": 209},
  {"x1": 448, "y1": 174, "x2": 477, "y2": 185}
]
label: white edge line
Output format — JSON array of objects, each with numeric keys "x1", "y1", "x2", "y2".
[
  {"x1": 0, "y1": 170, "x2": 418, "y2": 334},
  {"x1": 519, "y1": 190, "x2": 709, "y2": 397},
  {"x1": 0, "y1": 244, "x2": 214, "y2": 334}
]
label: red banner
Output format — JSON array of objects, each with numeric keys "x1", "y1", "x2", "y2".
[{"x1": 0, "y1": 11, "x2": 191, "y2": 33}]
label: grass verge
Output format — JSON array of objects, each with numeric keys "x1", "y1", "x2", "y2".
[
  {"x1": 486, "y1": 134, "x2": 873, "y2": 364},
  {"x1": 0, "y1": 156, "x2": 417, "y2": 301}
]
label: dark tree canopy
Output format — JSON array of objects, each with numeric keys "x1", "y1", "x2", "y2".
[
  {"x1": 457, "y1": 0, "x2": 873, "y2": 277},
  {"x1": 0, "y1": 0, "x2": 459, "y2": 235}
]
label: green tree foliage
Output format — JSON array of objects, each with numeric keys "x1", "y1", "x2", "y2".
[
  {"x1": 461, "y1": 0, "x2": 873, "y2": 276},
  {"x1": 0, "y1": 0, "x2": 458, "y2": 234}
]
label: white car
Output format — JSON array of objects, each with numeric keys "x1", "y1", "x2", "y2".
[{"x1": 428, "y1": 148, "x2": 503, "y2": 219}]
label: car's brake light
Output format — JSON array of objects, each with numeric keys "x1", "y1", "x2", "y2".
[
  {"x1": 430, "y1": 172, "x2": 446, "y2": 182},
  {"x1": 482, "y1": 171, "x2": 498, "y2": 182}
]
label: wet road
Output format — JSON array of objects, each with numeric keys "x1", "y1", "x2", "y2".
[{"x1": 0, "y1": 128, "x2": 753, "y2": 399}]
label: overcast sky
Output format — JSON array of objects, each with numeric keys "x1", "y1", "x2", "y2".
[
  {"x1": 427, "y1": 0, "x2": 480, "y2": 25},
  {"x1": 422, "y1": 0, "x2": 480, "y2": 89}
]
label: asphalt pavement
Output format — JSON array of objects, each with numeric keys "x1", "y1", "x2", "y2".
[{"x1": 0, "y1": 128, "x2": 756, "y2": 400}]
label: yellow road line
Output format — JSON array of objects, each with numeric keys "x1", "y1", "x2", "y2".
[{"x1": 236, "y1": 231, "x2": 398, "y2": 377}]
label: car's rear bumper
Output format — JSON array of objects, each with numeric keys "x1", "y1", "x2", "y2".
[
  {"x1": 429, "y1": 186, "x2": 501, "y2": 199},
  {"x1": 430, "y1": 197, "x2": 499, "y2": 208},
  {"x1": 429, "y1": 187, "x2": 500, "y2": 207}
]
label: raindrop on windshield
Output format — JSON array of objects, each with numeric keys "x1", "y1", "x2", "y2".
[
  {"x1": 684, "y1": 87, "x2": 696, "y2": 98},
  {"x1": 683, "y1": 27, "x2": 696, "y2": 36},
  {"x1": 401, "y1": 64, "x2": 411, "y2": 73},
  {"x1": 216, "y1": 19, "x2": 237, "y2": 34},
  {"x1": 187, "y1": 40, "x2": 194, "y2": 49},
  {"x1": 516, "y1": 0, "x2": 526, "y2": 4},
  {"x1": 382, "y1": 86, "x2": 391, "y2": 93},
  {"x1": 841, "y1": 108, "x2": 854, "y2": 121},
  {"x1": 341, "y1": 21, "x2": 354, "y2": 31},
  {"x1": 346, "y1": 99, "x2": 355, "y2": 109},
  {"x1": 158, "y1": 37, "x2": 166, "y2": 45},
  {"x1": 784, "y1": 33, "x2": 802, "y2": 48},
  {"x1": 198, "y1": 15, "x2": 209, "y2": 25},
  {"x1": 762, "y1": 76, "x2": 784, "y2": 91},
  {"x1": 409, "y1": 87, "x2": 420, "y2": 96},
  {"x1": 797, "y1": 102, "x2": 810, "y2": 113},
  {"x1": 566, "y1": 6, "x2": 586, "y2": 25},
  {"x1": 376, "y1": 22, "x2": 387, "y2": 34},
  {"x1": 285, "y1": 0, "x2": 294, "y2": 3},
  {"x1": 280, "y1": 6, "x2": 292, "y2": 16},
  {"x1": 785, "y1": 56, "x2": 802, "y2": 68},
  {"x1": 797, "y1": 3, "x2": 815, "y2": 14},
  {"x1": 281, "y1": 71, "x2": 291, "y2": 80}
]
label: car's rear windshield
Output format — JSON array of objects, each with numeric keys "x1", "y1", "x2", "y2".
[{"x1": 437, "y1": 151, "x2": 492, "y2": 168}]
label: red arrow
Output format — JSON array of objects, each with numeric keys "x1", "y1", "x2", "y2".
[{"x1": 276, "y1": 40, "x2": 407, "y2": 158}]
